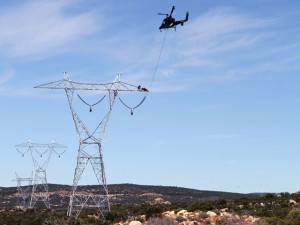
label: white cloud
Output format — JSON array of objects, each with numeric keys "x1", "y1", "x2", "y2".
[
  {"x1": 70, "y1": 9, "x2": 267, "y2": 90},
  {"x1": 0, "y1": 0, "x2": 99, "y2": 58},
  {"x1": 97, "y1": 7, "x2": 294, "y2": 91},
  {"x1": 2, "y1": 4, "x2": 298, "y2": 95},
  {"x1": 169, "y1": 8, "x2": 273, "y2": 66}
]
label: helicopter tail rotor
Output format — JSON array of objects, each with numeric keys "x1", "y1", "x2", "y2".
[{"x1": 185, "y1": 11, "x2": 189, "y2": 22}]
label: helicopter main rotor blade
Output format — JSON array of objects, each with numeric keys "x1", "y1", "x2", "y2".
[
  {"x1": 170, "y1": 6, "x2": 175, "y2": 16},
  {"x1": 158, "y1": 13, "x2": 168, "y2": 16}
]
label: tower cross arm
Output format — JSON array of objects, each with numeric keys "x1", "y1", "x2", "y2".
[
  {"x1": 15, "y1": 141, "x2": 68, "y2": 154},
  {"x1": 13, "y1": 177, "x2": 33, "y2": 182},
  {"x1": 34, "y1": 79, "x2": 149, "y2": 93},
  {"x1": 15, "y1": 142, "x2": 49, "y2": 148},
  {"x1": 48, "y1": 142, "x2": 68, "y2": 148}
]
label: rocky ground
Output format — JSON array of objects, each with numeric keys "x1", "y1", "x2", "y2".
[{"x1": 122, "y1": 209, "x2": 263, "y2": 225}]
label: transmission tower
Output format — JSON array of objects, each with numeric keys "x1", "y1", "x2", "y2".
[
  {"x1": 13, "y1": 172, "x2": 33, "y2": 210},
  {"x1": 35, "y1": 73, "x2": 148, "y2": 218},
  {"x1": 15, "y1": 140, "x2": 67, "y2": 209}
]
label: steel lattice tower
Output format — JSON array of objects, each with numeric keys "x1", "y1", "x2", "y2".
[
  {"x1": 35, "y1": 73, "x2": 148, "y2": 218},
  {"x1": 15, "y1": 140, "x2": 67, "y2": 209},
  {"x1": 13, "y1": 172, "x2": 33, "y2": 210}
]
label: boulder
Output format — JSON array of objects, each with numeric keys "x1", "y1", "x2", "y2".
[
  {"x1": 186, "y1": 212, "x2": 197, "y2": 220},
  {"x1": 220, "y1": 212, "x2": 231, "y2": 218},
  {"x1": 220, "y1": 208, "x2": 228, "y2": 212},
  {"x1": 289, "y1": 199, "x2": 297, "y2": 205},
  {"x1": 245, "y1": 215, "x2": 254, "y2": 224},
  {"x1": 177, "y1": 210, "x2": 187, "y2": 216},
  {"x1": 129, "y1": 221, "x2": 142, "y2": 225},
  {"x1": 206, "y1": 211, "x2": 217, "y2": 217},
  {"x1": 234, "y1": 214, "x2": 240, "y2": 220},
  {"x1": 162, "y1": 211, "x2": 176, "y2": 219}
]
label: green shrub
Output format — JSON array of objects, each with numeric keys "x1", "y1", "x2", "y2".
[
  {"x1": 136, "y1": 217, "x2": 145, "y2": 223},
  {"x1": 130, "y1": 203, "x2": 165, "y2": 220},
  {"x1": 187, "y1": 201, "x2": 213, "y2": 212},
  {"x1": 218, "y1": 199, "x2": 227, "y2": 207},
  {"x1": 175, "y1": 216, "x2": 186, "y2": 223},
  {"x1": 105, "y1": 210, "x2": 128, "y2": 223},
  {"x1": 264, "y1": 217, "x2": 287, "y2": 225},
  {"x1": 286, "y1": 208, "x2": 300, "y2": 225},
  {"x1": 264, "y1": 194, "x2": 276, "y2": 200},
  {"x1": 216, "y1": 218, "x2": 230, "y2": 225},
  {"x1": 145, "y1": 205, "x2": 164, "y2": 220},
  {"x1": 214, "y1": 209, "x2": 220, "y2": 215},
  {"x1": 199, "y1": 213, "x2": 209, "y2": 219}
]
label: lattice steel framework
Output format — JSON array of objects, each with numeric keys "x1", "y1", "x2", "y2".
[
  {"x1": 15, "y1": 140, "x2": 67, "y2": 209},
  {"x1": 13, "y1": 172, "x2": 33, "y2": 210},
  {"x1": 35, "y1": 73, "x2": 148, "y2": 218}
]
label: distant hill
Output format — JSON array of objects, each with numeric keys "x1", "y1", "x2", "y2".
[{"x1": 0, "y1": 183, "x2": 260, "y2": 209}]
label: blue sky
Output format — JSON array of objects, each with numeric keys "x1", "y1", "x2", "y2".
[{"x1": 1, "y1": 0, "x2": 300, "y2": 194}]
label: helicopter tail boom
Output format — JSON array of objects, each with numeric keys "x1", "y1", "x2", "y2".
[
  {"x1": 177, "y1": 11, "x2": 189, "y2": 26},
  {"x1": 185, "y1": 12, "x2": 189, "y2": 22}
]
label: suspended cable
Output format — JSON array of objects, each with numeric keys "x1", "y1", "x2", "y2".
[
  {"x1": 149, "y1": 29, "x2": 169, "y2": 88},
  {"x1": 118, "y1": 29, "x2": 168, "y2": 116},
  {"x1": 35, "y1": 148, "x2": 48, "y2": 157},
  {"x1": 16, "y1": 147, "x2": 29, "y2": 157},
  {"x1": 53, "y1": 149, "x2": 67, "y2": 158},
  {"x1": 77, "y1": 94, "x2": 106, "y2": 112},
  {"x1": 119, "y1": 96, "x2": 147, "y2": 115}
]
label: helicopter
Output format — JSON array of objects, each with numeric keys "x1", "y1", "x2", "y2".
[{"x1": 158, "y1": 6, "x2": 189, "y2": 31}]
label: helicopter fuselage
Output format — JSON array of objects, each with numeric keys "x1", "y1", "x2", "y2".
[
  {"x1": 158, "y1": 7, "x2": 189, "y2": 31},
  {"x1": 159, "y1": 17, "x2": 176, "y2": 29}
]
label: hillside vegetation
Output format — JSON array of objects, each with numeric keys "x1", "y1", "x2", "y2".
[{"x1": 0, "y1": 184, "x2": 300, "y2": 224}]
